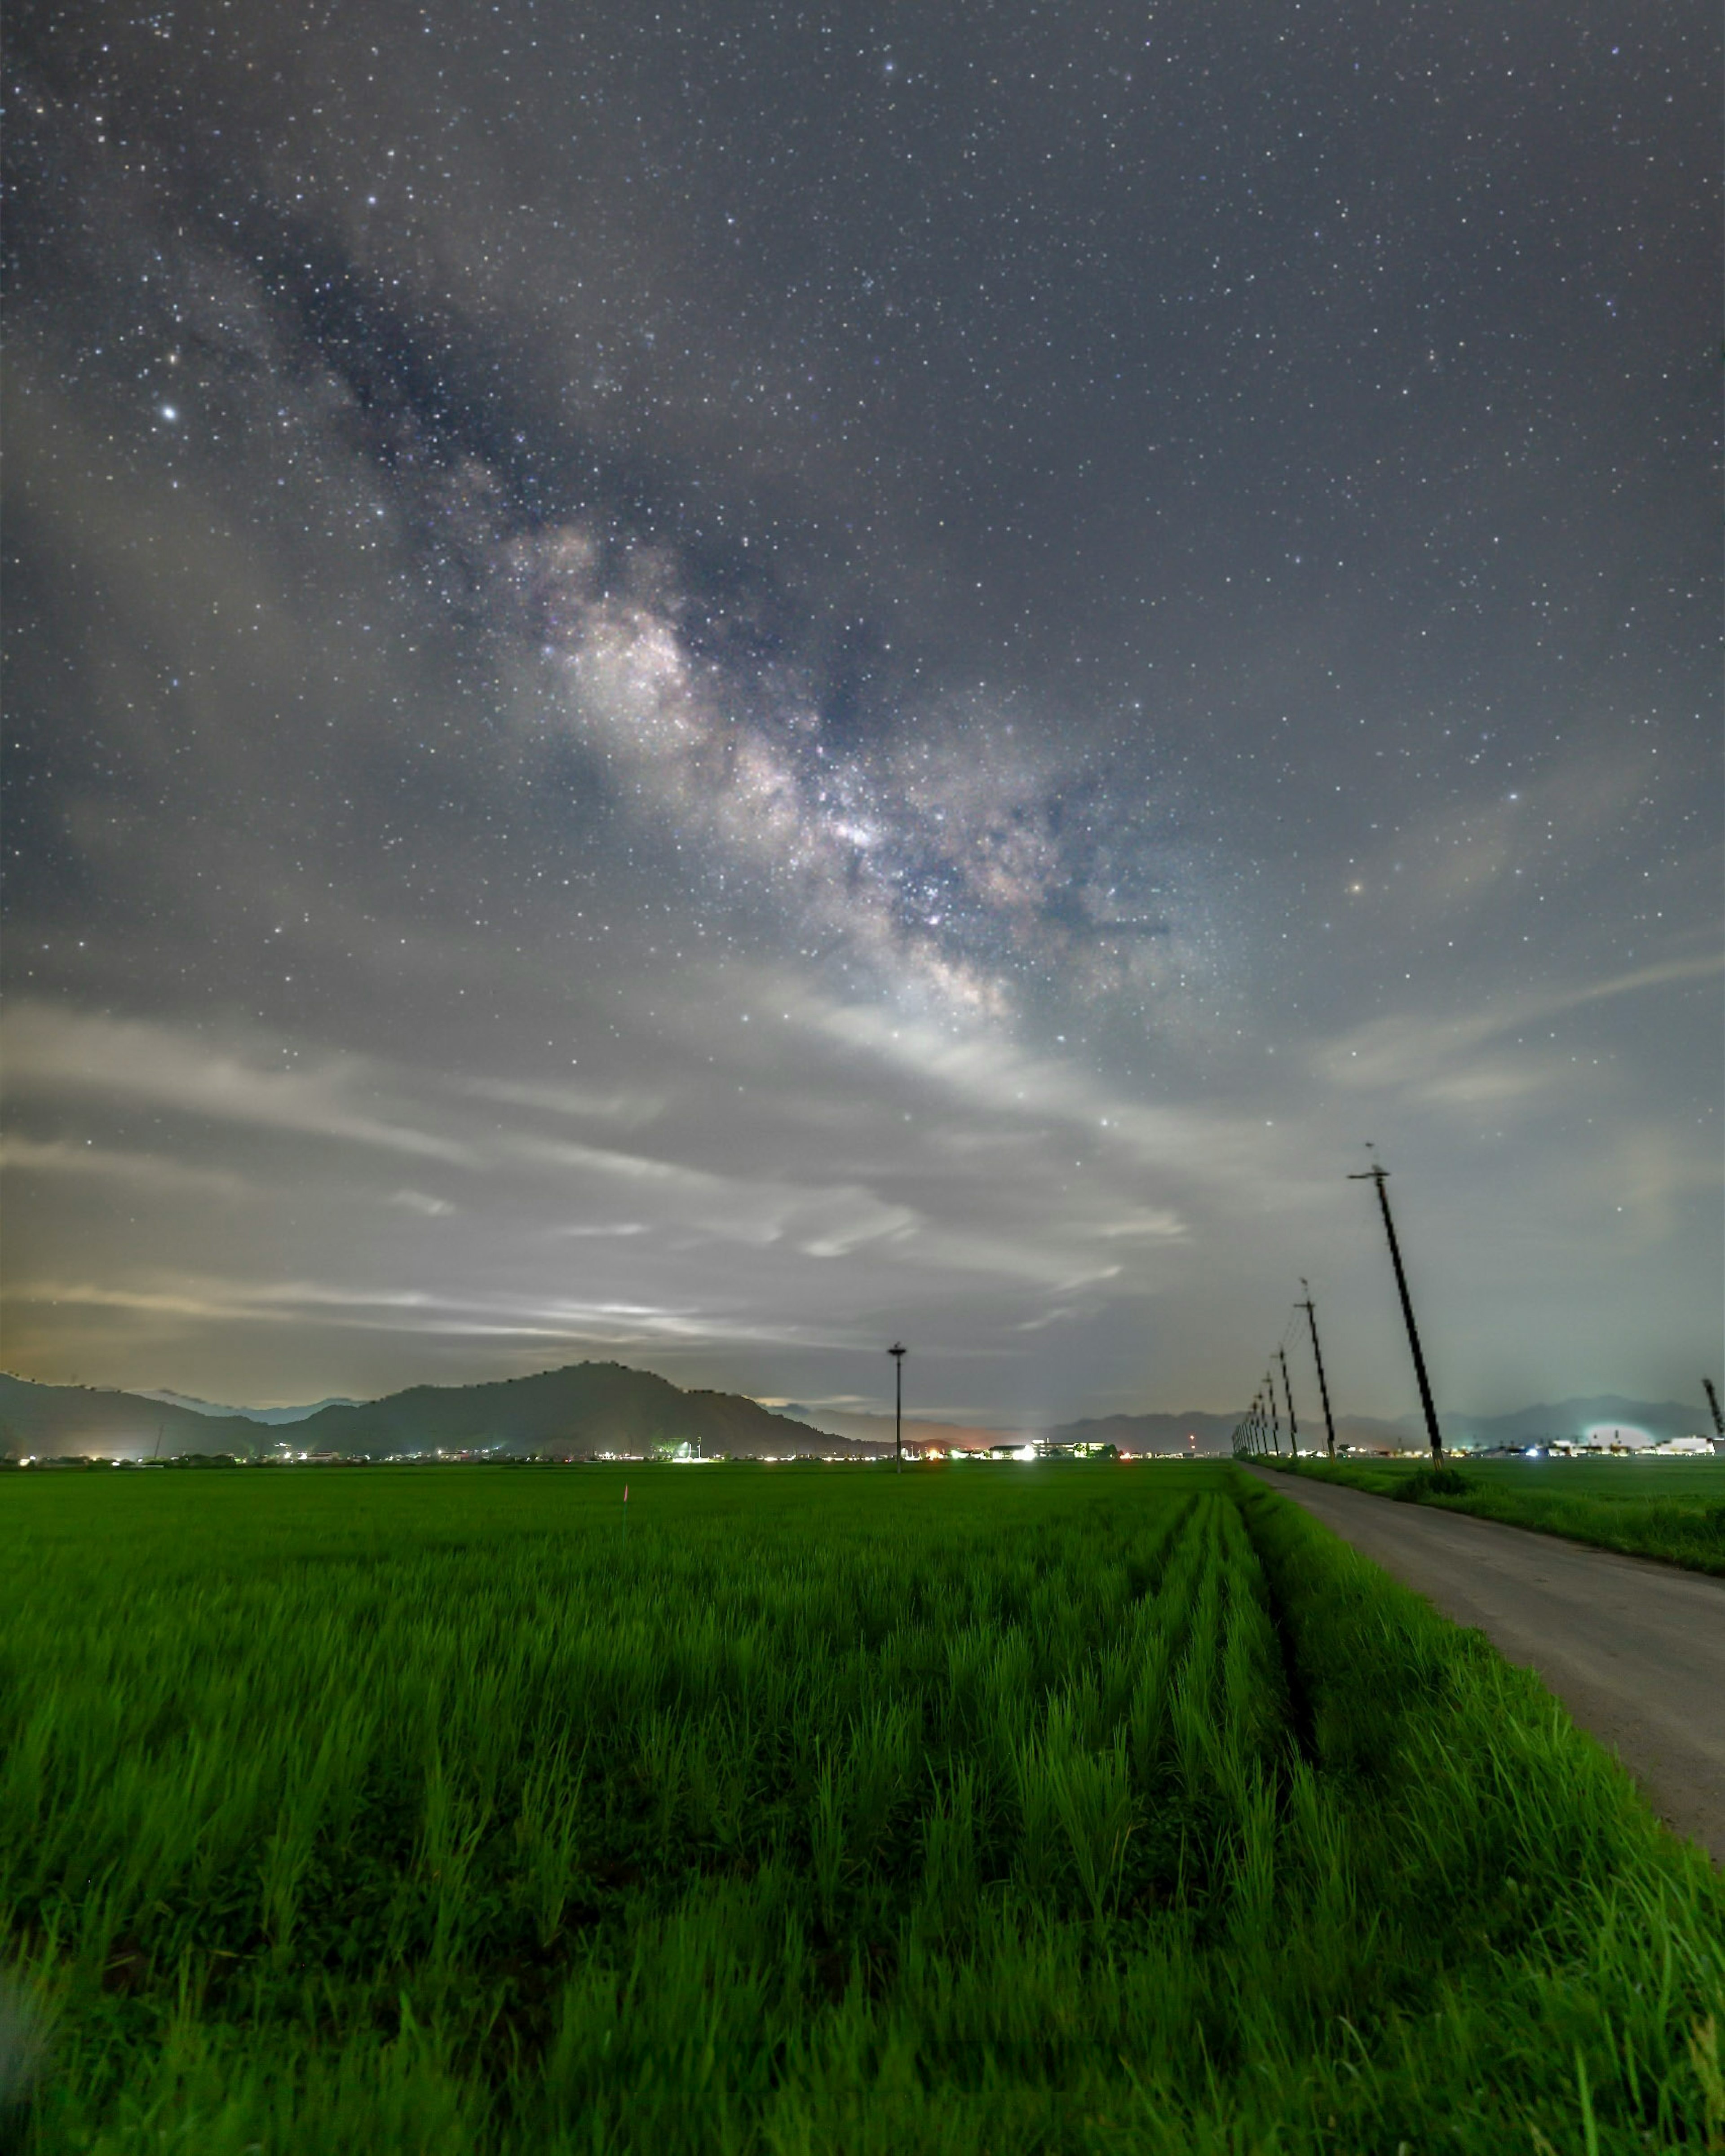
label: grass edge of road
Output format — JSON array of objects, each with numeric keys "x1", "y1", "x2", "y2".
[{"x1": 1254, "y1": 1452, "x2": 1725, "y2": 1577}]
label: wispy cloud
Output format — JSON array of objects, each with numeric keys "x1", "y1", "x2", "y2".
[
  {"x1": 1316, "y1": 951, "x2": 1724, "y2": 1101},
  {"x1": 455, "y1": 1075, "x2": 666, "y2": 1127},
  {"x1": 0, "y1": 1135, "x2": 254, "y2": 1198},
  {"x1": 2, "y1": 1003, "x2": 478, "y2": 1165}
]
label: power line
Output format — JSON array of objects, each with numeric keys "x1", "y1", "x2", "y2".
[
  {"x1": 1349, "y1": 1145, "x2": 1443, "y2": 1463},
  {"x1": 1277, "y1": 1346, "x2": 1299, "y2": 1458},
  {"x1": 1299, "y1": 1279, "x2": 1338, "y2": 1459}
]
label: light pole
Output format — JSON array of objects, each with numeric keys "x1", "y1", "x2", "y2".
[
  {"x1": 889, "y1": 1343, "x2": 907, "y2": 1472},
  {"x1": 1350, "y1": 1148, "x2": 1443, "y2": 1463}
]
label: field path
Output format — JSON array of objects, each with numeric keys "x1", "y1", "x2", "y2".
[{"x1": 1243, "y1": 1466, "x2": 1725, "y2": 1864}]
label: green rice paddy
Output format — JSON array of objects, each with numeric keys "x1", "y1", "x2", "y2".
[
  {"x1": 3, "y1": 1462, "x2": 1721, "y2": 2152},
  {"x1": 1270, "y1": 1452, "x2": 1725, "y2": 1576}
]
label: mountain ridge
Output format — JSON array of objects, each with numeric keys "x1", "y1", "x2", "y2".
[
  {"x1": 0, "y1": 1364, "x2": 872, "y2": 1459},
  {"x1": 2, "y1": 1366, "x2": 1712, "y2": 1461},
  {"x1": 134, "y1": 1389, "x2": 364, "y2": 1426}
]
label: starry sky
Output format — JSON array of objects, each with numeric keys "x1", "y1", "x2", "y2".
[{"x1": 3, "y1": 0, "x2": 1719, "y2": 1427}]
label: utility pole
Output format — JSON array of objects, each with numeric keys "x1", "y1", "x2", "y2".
[
  {"x1": 1300, "y1": 1280, "x2": 1338, "y2": 1459},
  {"x1": 1349, "y1": 1148, "x2": 1443, "y2": 1463},
  {"x1": 889, "y1": 1343, "x2": 907, "y2": 1472},
  {"x1": 1704, "y1": 1378, "x2": 1724, "y2": 1448},
  {"x1": 1278, "y1": 1347, "x2": 1299, "y2": 1458},
  {"x1": 1265, "y1": 1372, "x2": 1282, "y2": 1457}
]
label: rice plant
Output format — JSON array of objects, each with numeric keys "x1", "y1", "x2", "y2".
[{"x1": 1, "y1": 1462, "x2": 1719, "y2": 2151}]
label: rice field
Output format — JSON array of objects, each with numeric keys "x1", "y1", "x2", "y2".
[
  {"x1": 1272, "y1": 1452, "x2": 1725, "y2": 1575},
  {"x1": 3, "y1": 1462, "x2": 1721, "y2": 2152}
]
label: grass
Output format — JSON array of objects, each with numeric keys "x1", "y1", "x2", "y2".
[
  {"x1": 1263, "y1": 1451, "x2": 1725, "y2": 1575},
  {"x1": 1, "y1": 1462, "x2": 1721, "y2": 2152}
]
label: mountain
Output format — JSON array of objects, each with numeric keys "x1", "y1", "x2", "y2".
[
  {"x1": 1045, "y1": 1412, "x2": 1246, "y2": 1457},
  {"x1": 285, "y1": 1363, "x2": 868, "y2": 1458},
  {"x1": 0, "y1": 1363, "x2": 872, "y2": 1461},
  {"x1": 776, "y1": 1405, "x2": 1015, "y2": 1452},
  {"x1": 134, "y1": 1389, "x2": 364, "y2": 1425},
  {"x1": 5, "y1": 1363, "x2": 1710, "y2": 1464},
  {"x1": 0, "y1": 1374, "x2": 263, "y2": 1458},
  {"x1": 1045, "y1": 1398, "x2": 1716, "y2": 1456},
  {"x1": 1426, "y1": 1397, "x2": 1714, "y2": 1449}
]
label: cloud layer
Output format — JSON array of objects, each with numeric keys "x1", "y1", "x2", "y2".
[{"x1": 2, "y1": 4, "x2": 1718, "y2": 1422}]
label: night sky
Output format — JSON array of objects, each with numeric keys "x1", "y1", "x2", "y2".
[{"x1": 3, "y1": 1, "x2": 1719, "y2": 1426}]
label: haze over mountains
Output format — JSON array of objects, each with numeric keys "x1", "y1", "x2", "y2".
[
  {"x1": 135, "y1": 1390, "x2": 364, "y2": 1426},
  {"x1": 1, "y1": 1363, "x2": 1713, "y2": 1462}
]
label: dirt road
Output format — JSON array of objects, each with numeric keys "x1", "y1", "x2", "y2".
[{"x1": 1244, "y1": 1466, "x2": 1725, "y2": 1864}]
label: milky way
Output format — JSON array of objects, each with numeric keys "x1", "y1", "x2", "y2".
[{"x1": 2, "y1": 2, "x2": 1718, "y2": 1423}]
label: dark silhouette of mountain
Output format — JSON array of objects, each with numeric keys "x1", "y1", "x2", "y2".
[
  {"x1": 0, "y1": 1374, "x2": 261, "y2": 1457},
  {"x1": 0, "y1": 1363, "x2": 871, "y2": 1459},
  {"x1": 1044, "y1": 1410, "x2": 1408, "y2": 1455},
  {"x1": 776, "y1": 1405, "x2": 1014, "y2": 1451},
  {"x1": 286, "y1": 1362, "x2": 862, "y2": 1457},
  {"x1": 4, "y1": 1364, "x2": 1709, "y2": 1463},
  {"x1": 134, "y1": 1388, "x2": 364, "y2": 1425},
  {"x1": 1045, "y1": 1411, "x2": 1253, "y2": 1456},
  {"x1": 1423, "y1": 1396, "x2": 1711, "y2": 1447},
  {"x1": 1047, "y1": 1397, "x2": 1714, "y2": 1455}
]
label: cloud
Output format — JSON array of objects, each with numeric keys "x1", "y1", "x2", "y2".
[
  {"x1": 501, "y1": 1127, "x2": 919, "y2": 1256},
  {"x1": 0, "y1": 1135, "x2": 254, "y2": 1198},
  {"x1": 455, "y1": 1076, "x2": 666, "y2": 1127},
  {"x1": 1316, "y1": 950, "x2": 1724, "y2": 1103},
  {"x1": 6, "y1": 1276, "x2": 441, "y2": 1325},
  {"x1": 2, "y1": 1003, "x2": 478, "y2": 1165},
  {"x1": 4, "y1": 1269, "x2": 851, "y2": 1353},
  {"x1": 794, "y1": 986, "x2": 1253, "y2": 1185}
]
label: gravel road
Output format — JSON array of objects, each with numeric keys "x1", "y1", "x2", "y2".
[{"x1": 1244, "y1": 1466, "x2": 1725, "y2": 1864}]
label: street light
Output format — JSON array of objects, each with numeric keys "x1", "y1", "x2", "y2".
[{"x1": 888, "y1": 1343, "x2": 907, "y2": 1472}]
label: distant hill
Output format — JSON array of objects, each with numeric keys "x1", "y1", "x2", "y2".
[
  {"x1": 134, "y1": 1389, "x2": 364, "y2": 1425},
  {"x1": 1428, "y1": 1397, "x2": 1713, "y2": 1448},
  {"x1": 4, "y1": 1364, "x2": 1710, "y2": 1463},
  {"x1": 0, "y1": 1374, "x2": 262, "y2": 1458},
  {"x1": 1049, "y1": 1397, "x2": 1716, "y2": 1456},
  {"x1": 1, "y1": 1364, "x2": 872, "y2": 1461},
  {"x1": 776, "y1": 1405, "x2": 1015, "y2": 1452},
  {"x1": 1046, "y1": 1411, "x2": 1247, "y2": 1457},
  {"x1": 1040, "y1": 1410, "x2": 1410, "y2": 1457},
  {"x1": 287, "y1": 1363, "x2": 862, "y2": 1458}
]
